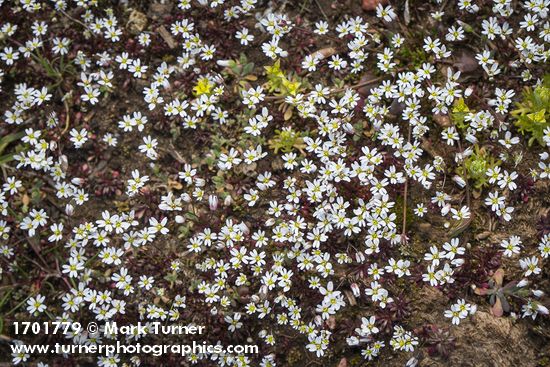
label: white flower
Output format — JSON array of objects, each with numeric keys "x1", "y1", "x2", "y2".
[
  {"x1": 235, "y1": 28, "x2": 254, "y2": 45},
  {"x1": 500, "y1": 236, "x2": 522, "y2": 257},
  {"x1": 138, "y1": 136, "x2": 158, "y2": 160},
  {"x1": 27, "y1": 294, "x2": 47, "y2": 314},
  {"x1": 519, "y1": 256, "x2": 541, "y2": 277},
  {"x1": 69, "y1": 128, "x2": 89, "y2": 148}
]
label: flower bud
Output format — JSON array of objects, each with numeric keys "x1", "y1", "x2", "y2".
[
  {"x1": 441, "y1": 204, "x2": 451, "y2": 217},
  {"x1": 216, "y1": 60, "x2": 231, "y2": 67},
  {"x1": 59, "y1": 155, "x2": 68, "y2": 171},
  {"x1": 175, "y1": 215, "x2": 185, "y2": 224},
  {"x1": 452, "y1": 175, "x2": 466, "y2": 188},
  {"x1": 532, "y1": 289, "x2": 544, "y2": 297},
  {"x1": 239, "y1": 222, "x2": 250, "y2": 235},
  {"x1": 343, "y1": 122, "x2": 355, "y2": 134},
  {"x1": 536, "y1": 304, "x2": 549, "y2": 315},
  {"x1": 224, "y1": 195, "x2": 233, "y2": 206},
  {"x1": 465, "y1": 133, "x2": 478, "y2": 144},
  {"x1": 259, "y1": 285, "x2": 268, "y2": 298},
  {"x1": 452, "y1": 258, "x2": 465, "y2": 267},
  {"x1": 209, "y1": 195, "x2": 219, "y2": 211},
  {"x1": 517, "y1": 279, "x2": 529, "y2": 287},
  {"x1": 65, "y1": 204, "x2": 74, "y2": 216},
  {"x1": 350, "y1": 283, "x2": 361, "y2": 298},
  {"x1": 314, "y1": 315, "x2": 323, "y2": 326},
  {"x1": 71, "y1": 177, "x2": 84, "y2": 186}
]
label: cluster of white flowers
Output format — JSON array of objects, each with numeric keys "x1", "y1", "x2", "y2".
[
  {"x1": 444, "y1": 299, "x2": 476, "y2": 325},
  {"x1": 0, "y1": 0, "x2": 549, "y2": 366}
]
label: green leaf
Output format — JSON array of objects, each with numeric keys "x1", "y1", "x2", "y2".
[
  {"x1": 0, "y1": 153, "x2": 15, "y2": 165},
  {"x1": 0, "y1": 131, "x2": 25, "y2": 156}
]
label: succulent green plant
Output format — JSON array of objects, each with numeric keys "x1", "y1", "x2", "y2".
[
  {"x1": 457, "y1": 145, "x2": 500, "y2": 189},
  {"x1": 264, "y1": 59, "x2": 302, "y2": 97},
  {"x1": 473, "y1": 269, "x2": 529, "y2": 317},
  {"x1": 268, "y1": 127, "x2": 305, "y2": 153},
  {"x1": 226, "y1": 53, "x2": 255, "y2": 78},
  {"x1": 222, "y1": 53, "x2": 257, "y2": 92},
  {"x1": 512, "y1": 74, "x2": 550, "y2": 146}
]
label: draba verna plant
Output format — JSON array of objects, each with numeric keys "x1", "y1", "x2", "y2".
[
  {"x1": 512, "y1": 74, "x2": 550, "y2": 146},
  {"x1": 0, "y1": 0, "x2": 549, "y2": 366}
]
